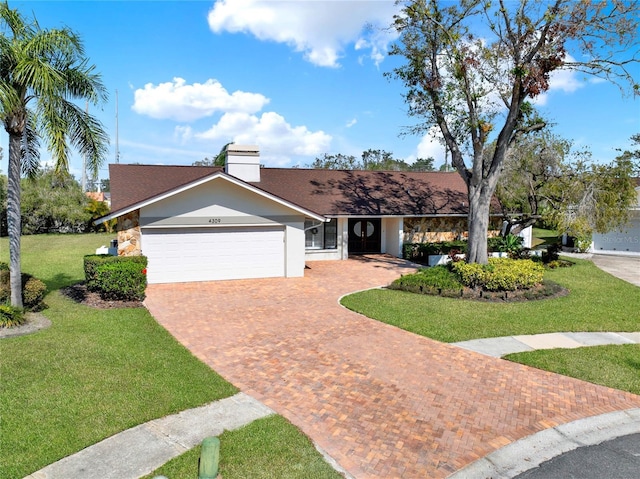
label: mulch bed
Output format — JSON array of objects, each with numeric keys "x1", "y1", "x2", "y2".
[{"x1": 61, "y1": 282, "x2": 144, "y2": 309}]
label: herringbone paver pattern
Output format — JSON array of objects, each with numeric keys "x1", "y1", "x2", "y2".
[{"x1": 145, "y1": 256, "x2": 640, "y2": 479}]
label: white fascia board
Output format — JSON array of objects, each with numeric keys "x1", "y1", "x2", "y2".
[{"x1": 95, "y1": 171, "x2": 326, "y2": 225}]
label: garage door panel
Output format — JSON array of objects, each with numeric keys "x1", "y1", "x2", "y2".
[
  {"x1": 142, "y1": 227, "x2": 285, "y2": 283},
  {"x1": 593, "y1": 218, "x2": 640, "y2": 254}
]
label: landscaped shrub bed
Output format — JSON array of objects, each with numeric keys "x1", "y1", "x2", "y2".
[
  {"x1": 390, "y1": 258, "x2": 565, "y2": 302},
  {"x1": 0, "y1": 304, "x2": 25, "y2": 327},
  {"x1": 452, "y1": 258, "x2": 544, "y2": 291},
  {"x1": 389, "y1": 266, "x2": 464, "y2": 297},
  {"x1": 0, "y1": 262, "x2": 47, "y2": 312},
  {"x1": 84, "y1": 255, "x2": 148, "y2": 301}
]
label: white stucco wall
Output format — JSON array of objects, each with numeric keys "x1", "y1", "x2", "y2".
[{"x1": 383, "y1": 217, "x2": 404, "y2": 258}]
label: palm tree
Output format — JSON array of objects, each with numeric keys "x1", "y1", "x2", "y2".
[{"x1": 1, "y1": 2, "x2": 108, "y2": 307}]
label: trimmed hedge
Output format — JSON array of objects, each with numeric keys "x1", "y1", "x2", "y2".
[
  {"x1": 390, "y1": 266, "x2": 464, "y2": 297},
  {"x1": 0, "y1": 262, "x2": 47, "y2": 311},
  {"x1": 403, "y1": 241, "x2": 468, "y2": 262},
  {"x1": 84, "y1": 255, "x2": 148, "y2": 301},
  {"x1": 451, "y1": 258, "x2": 544, "y2": 291}
]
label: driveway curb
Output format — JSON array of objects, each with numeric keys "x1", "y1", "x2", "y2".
[{"x1": 447, "y1": 408, "x2": 640, "y2": 479}]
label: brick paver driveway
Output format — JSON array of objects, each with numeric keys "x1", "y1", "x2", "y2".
[{"x1": 145, "y1": 256, "x2": 640, "y2": 478}]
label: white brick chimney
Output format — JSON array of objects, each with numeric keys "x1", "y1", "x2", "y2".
[{"x1": 224, "y1": 145, "x2": 260, "y2": 182}]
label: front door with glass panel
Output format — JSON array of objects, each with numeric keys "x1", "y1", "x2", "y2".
[{"x1": 348, "y1": 218, "x2": 381, "y2": 254}]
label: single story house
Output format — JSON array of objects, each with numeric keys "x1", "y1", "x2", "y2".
[
  {"x1": 592, "y1": 178, "x2": 640, "y2": 255},
  {"x1": 98, "y1": 145, "x2": 502, "y2": 284}
]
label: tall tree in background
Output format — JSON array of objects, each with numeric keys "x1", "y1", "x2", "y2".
[
  {"x1": 1, "y1": 2, "x2": 108, "y2": 306},
  {"x1": 497, "y1": 130, "x2": 637, "y2": 246},
  {"x1": 388, "y1": 0, "x2": 640, "y2": 263},
  {"x1": 309, "y1": 149, "x2": 435, "y2": 171}
]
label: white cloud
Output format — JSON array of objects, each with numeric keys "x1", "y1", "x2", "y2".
[
  {"x1": 402, "y1": 128, "x2": 447, "y2": 168},
  {"x1": 132, "y1": 77, "x2": 269, "y2": 122},
  {"x1": 346, "y1": 118, "x2": 357, "y2": 128},
  {"x1": 415, "y1": 130, "x2": 446, "y2": 166},
  {"x1": 182, "y1": 111, "x2": 332, "y2": 166},
  {"x1": 208, "y1": 0, "x2": 398, "y2": 67}
]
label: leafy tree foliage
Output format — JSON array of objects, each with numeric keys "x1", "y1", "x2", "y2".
[
  {"x1": 193, "y1": 142, "x2": 234, "y2": 167},
  {"x1": 497, "y1": 131, "x2": 637, "y2": 242},
  {"x1": 20, "y1": 169, "x2": 90, "y2": 234},
  {"x1": 309, "y1": 149, "x2": 435, "y2": 171},
  {"x1": 387, "y1": 0, "x2": 640, "y2": 263},
  {"x1": 1, "y1": 2, "x2": 108, "y2": 306}
]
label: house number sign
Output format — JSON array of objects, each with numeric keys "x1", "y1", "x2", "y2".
[{"x1": 208, "y1": 218, "x2": 222, "y2": 224}]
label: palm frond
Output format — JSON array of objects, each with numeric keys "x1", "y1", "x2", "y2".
[{"x1": 21, "y1": 113, "x2": 40, "y2": 178}]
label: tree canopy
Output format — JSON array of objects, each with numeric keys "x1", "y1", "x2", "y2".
[
  {"x1": 309, "y1": 149, "x2": 435, "y2": 171},
  {"x1": 497, "y1": 130, "x2": 638, "y2": 242},
  {"x1": 388, "y1": 0, "x2": 640, "y2": 263}
]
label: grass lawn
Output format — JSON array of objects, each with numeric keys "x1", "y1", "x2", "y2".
[
  {"x1": 341, "y1": 258, "x2": 640, "y2": 343},
  {"x1": 531, "y1": 227, "x2": 559, "y2": 248},
  {"x1": 506, "y1": 344, "x2": 640, "y2": 395},
  {"x1": 0, "y1": 234, "x2": 341, "y2": 479},
  {"x1": 144, "y1": 415, "x2": 342, "y2": 479}
]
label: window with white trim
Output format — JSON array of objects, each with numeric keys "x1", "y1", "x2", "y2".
[{"x1": 305, "y1": 218, "x2": 338, "y2": 249}]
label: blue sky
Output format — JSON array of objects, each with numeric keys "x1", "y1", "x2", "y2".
[{"x1": 2, "y1": 0, "x2": 639, "y2": 184}]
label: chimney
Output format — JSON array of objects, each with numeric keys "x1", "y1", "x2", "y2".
[{"x1": 224, "y1": 145, "x2": 260, "y2": 182}]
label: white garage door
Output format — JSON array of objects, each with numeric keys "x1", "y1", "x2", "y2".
[
  {"x1": 142, "y1": 226, "x2": 285, "y2": 284},
  {"x1": 593, "y1": 217, "x2": 640, "y2": 254}
]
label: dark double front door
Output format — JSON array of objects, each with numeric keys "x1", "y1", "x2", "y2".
[{"x1": 348, "y1": 218, "x2": 382, "y2": 254}]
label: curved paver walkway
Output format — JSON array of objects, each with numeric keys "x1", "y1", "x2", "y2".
[{"x1": 144, "y1": 256, "x2": 640, "y2": 479}]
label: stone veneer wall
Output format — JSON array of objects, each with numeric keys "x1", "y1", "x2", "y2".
[
  {"x1": 117, "y1": 210, "x2": 142, "y2": 256},
  {"x1": 404, "y1": 216, "x2": 501, "y2": 243}
]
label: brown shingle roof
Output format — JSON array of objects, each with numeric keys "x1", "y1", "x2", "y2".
[{"x1": 109, "y1": 164, "x2": 483, "y2": 217}]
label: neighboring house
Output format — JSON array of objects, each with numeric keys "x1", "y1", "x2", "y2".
[
  {"x1": 592, "y1": 178, "x2": 640, "y2": 255},
  {"x1": 86, "y1": 191, "x2": 111, "y2": 208},
  {"x1": 98, "y1": 145, "x2": 502, "y2": 284}
]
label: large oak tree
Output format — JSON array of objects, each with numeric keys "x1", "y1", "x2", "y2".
[
  {"x1": 1, "y1": 2, "x2": 108, "y2": 306},
  {"x1": 388, "y1": 0, "x2": 639, "y2": 263}
]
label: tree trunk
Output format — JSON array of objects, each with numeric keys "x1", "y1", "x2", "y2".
[
  {"x1": 466, "y1": 182, "x2": 493, "y2": 264},
  {"x1": 7, "y1": 131, "x2": 23, "y2": 308}
]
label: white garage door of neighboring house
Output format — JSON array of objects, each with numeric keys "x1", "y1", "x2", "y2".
[
  {"x1": 142, "y1": 226, "x2": 285, "y2": 284},
  {"x1": 593, "y1": 218, "x2": 640, "y2": 254}
]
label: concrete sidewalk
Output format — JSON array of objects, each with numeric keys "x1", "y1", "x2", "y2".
[
  {"x1": 24, "y1": 394, "x2": 274, "y2": 479},
  {"x1": 454, "y1": 331, "x2": 640, "y2": 358}
]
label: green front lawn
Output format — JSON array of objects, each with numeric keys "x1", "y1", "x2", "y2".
[
  {"x1": 0, "y1": 234, "x2": 340, "y2": 479},
  {"x1": 144, "y1": 415, "x2": 342, "y2": 479},
  {"x1": 506, "y1": 344, "x2": 640, "y2": 395},
  {"x1": 342, "y1": 258, "x2": 640, "y2": 343}
]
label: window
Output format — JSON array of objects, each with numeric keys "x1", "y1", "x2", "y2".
[{"x1": 305, "y1": 218, "x2": 337, "y2": 249}]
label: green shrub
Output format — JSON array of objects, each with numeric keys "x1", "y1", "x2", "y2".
[
  {"x1": 22, "y1": 276, "x2": 47, "y2": 310},
  {"x1": 452, "y1": 258, "x2": 544, "y2": 291},
  {"x1": 403, "y1": 241, "x2": 468, "y2": 262},
  {"x1": 451, "y1": 262, "x2": 485, "y2": 288},
  {"x1": 93, "y1": 259, "x2": 148, "y2": 301},
  {"x1": 84, "y1": 255, "x2": 147, "y2": 292},
  {"x1": 0, "y1": 304, "x2": 25, "y2": 328},
  {"x1": 0, "y1": 261, "x2": 8, "y2": 271},
  {"x1": 390, "y1": 266, "x2": 464, "y2": 296},
  {"x1": 0, "y1": 270, "x2": 47, "y2": 310}
]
